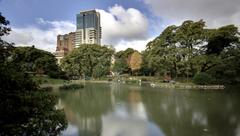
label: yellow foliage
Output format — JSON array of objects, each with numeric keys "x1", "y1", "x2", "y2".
[{"x1": 129, "y1": 51, "x2": 142, "y2": 71}]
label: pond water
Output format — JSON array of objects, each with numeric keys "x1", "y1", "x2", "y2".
[{"x1": 58, "y1": 83, "x2": 240, "y2": 136}]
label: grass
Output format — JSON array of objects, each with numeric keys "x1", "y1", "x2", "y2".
[{"x1": 33, "y1": 75, "x2": 69, "y2": 84}]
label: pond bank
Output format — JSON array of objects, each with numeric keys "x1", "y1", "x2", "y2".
[
  {"x1": 151, "y1": 83, "x2": 225, "y2": 90},
  {"x1": 71, "y1": 80, "x2": 225, "y2": 90},
  {"x1": 39, "y1": 78, "x2": 225, "y2": 90}
]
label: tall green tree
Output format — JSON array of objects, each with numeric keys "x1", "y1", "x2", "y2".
[
  {"x1": 144, "y1": 19, "x2": 240, "y2": 84},
  {"x1": 0, "y1": 13, "x2": 67, "y2": 135},
  {"x1": 61, "y1": 44, "x2": 114, "y2": 78}
]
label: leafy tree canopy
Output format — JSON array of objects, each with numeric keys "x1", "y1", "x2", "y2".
[
  {"x1": 0, "y1": 12, "x2": 67, "y2": 135},
  {"x1": 143, "y1": 19, "x2": 240, "y2": 84},
  {"x1": 61, "y1": 44, "x2": 114, "y2": 78}
]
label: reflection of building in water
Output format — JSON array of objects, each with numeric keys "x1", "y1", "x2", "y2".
[
  {"x1": 101, "y1": 90, "x2": 165, "y2": 136},
  {"x1": 55, "y1": 99, "x2": 64, "y2": 110},
  {"x1": 61, "y1": 123, "x2": 79, "y2": 136},
  {"x1": 62, "y1": 100, "x2": 102, "y2": 136},
  {"x1": 62, "y1": 108, "x2": 102, "y2": 136},
  {"x1": 128, "y1": 90, "x2": 147, "y2": 119},
  {"x1": 60, "y1": 88, "x2": 112, "y2": 136}
]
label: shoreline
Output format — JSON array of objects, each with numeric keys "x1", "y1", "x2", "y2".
[
  {"x1": 70, "y1": 80, "x2": 226, "y2": 90},
  {"x1": 151, "y1": 83, "x2": 225, "y2": 90},
  {"x1": 40, "y1": 79, "x2": 225, "y2": 90}
]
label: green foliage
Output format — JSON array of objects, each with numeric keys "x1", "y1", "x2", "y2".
[
  {"x1": 0, "y1": 12, "x2": 13, "y2": 63},
  {"x1": 0, "y1": 92, "x2": 67, "y2": 135},
  {"x1": 113, "y1": 48, "x2": 135, "y2": 74},
  {"x1": 206, "y1": 25, "x2": 240, "y2": 55},
  {"x1": 143, "y1": 19, "x2": 240, "y2": 84},
  {"x1": 0, "y1": 62, "x2": 38, "y2": 93},
  {"x1": 0, "y1": 13, "x2": 38, "y2": 93},
  {"x1": 0, "y1": 13, "x2": 67, "y2": 135},
  {"x1": 13, "y1": 46, "x2": 67, "y2": 79},
  {"x1": 207, "y1": 48, "x2": 240, "y2": 84},
  {"x1": 61, "y1": 44, "x2": 114, "y2": 78},
  {"x1": 193, "y1": 72, "x2": 213, "y2": 85},
  {"x1": 112, "y1": 58, "x2": 127, "y2": 73},
  {"x1": 33, "y1": 76, "x2": 68, "y2": 84},
  {"x1": 40, "y1": 86, "x2": 54, "y2": 91}
]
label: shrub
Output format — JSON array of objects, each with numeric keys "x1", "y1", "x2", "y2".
[
  {"x1": 125, "y1": 79, "x2": 138, "y2": 84},
  {"x1": 59, "y1": 84, "x2": 84, "y2": 90},
  {"x1": 193, "y1": 72, "x2": 213, "y2": 85},
  {"x1": 141, "y1": 78, "x2": 148, "y2": 81},
  {"x1": 41, "y1": 86, "x2": 53, "y2": 92}
]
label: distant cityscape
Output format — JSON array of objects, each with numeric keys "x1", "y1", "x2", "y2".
[{"x1": 55, "y1": 9, "x2": 102, "y2": 63}]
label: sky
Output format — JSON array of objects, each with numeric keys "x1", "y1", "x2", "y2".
[{"x1": 1, "y1": 0, "x2": 240, "y2": 52}]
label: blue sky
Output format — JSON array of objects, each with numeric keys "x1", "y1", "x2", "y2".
[
  {"x1": 0, "y1": 0, "x2": 150, "y2": 26},
  {"x1": 1, "y1": 0, "x2": 239, "y2": 51}
]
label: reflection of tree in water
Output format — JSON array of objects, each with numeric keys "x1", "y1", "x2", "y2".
[
  {"x1": 140, "y1": 90, "x2": 240, "y2": 136},
  {"x1": 0, "y1": 92, "x2": 67, "y2": 135},
  {"x1": 59, "y1": 83, "x2": 113, "y2": 136}
]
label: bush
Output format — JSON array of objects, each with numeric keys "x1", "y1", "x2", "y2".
[
  {"x1": 141, "y1": 78, "x2": 148, "y2": 81},
  {"x1": 59, "y1": 84, "x2": 84, "y2": 90},
  {"x1": 41, "y1": 86, "x2": 53, "y2": 92},
  {"x1": 48, "y1": 70, "x2": 69, "y2": 80},
  {"x1": 193, "y1": 72, "x2": 213, "y2": 85},
  {"x1": 125, "y1": 79, "x2": 138, "y2": 84}
]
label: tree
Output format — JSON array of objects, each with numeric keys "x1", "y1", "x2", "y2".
[
  {"x1": 12, "y1": 46, "x2": 65, "y2": 78},
  {"x1": 206, "y1": 25, "x2": 240, "y2": 55},
  {"x1": 61, "y1": 44, "x2": 114, "y2": 78},
  {"x1": 113, "y1": 48, "x2": 135, "y2": 74},
  {"x1": 0, "y1": 13, "x2": 67, "y2": 135},
  {"x1": 144, "y1": 19, "x2": 240, "y2": 84},
  {"x1": 0, "y1": 13, "x2": 37, "y2": 93},
  {"x1": 0, "y1": 92, "x2": 67, "y2": 135},
  {"x1": 129, "y1": 51, "x2": 142, "y2": 75},
  {"x1": 144, "y1": 25, "x2": 181, "y2": 77},
  {"x1": 0, "y1": 12, "x2": 12, "y2": 63}
]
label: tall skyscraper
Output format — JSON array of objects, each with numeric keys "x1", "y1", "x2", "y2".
[{"x1": 75, "y1": 9, "x2": 102, "y2": 47}]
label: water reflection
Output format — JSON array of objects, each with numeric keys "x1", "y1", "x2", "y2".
[
  {"x1": 60, "y1": 84, "x2": 112, "y2": 136},
  {"x1": 60, "y1": 83, "x2": 240, "y2": 136},
  {"x1": 102, "y1": 89, "x2": 165, "y2": 136}
]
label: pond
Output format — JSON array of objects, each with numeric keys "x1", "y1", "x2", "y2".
[{"x1": 58, "y1": 83, "x2": 240, "y2": 136}]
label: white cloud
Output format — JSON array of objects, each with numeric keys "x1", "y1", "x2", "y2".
[
  {"x1": 3, "y1": 5, "x2": 150, "y2": 52},
  {"x1": 115, "y1": 37, "x2": 154, "y2": 52},
  {"x1": 143, "y1": 0, "x2": 240, "y2": 28},
  {"x1": 97, "y1": 4, "x2": 149, "y2": 46},
  {"x1": 3, "y1": 18, "x2": 75, "y2": 52}
]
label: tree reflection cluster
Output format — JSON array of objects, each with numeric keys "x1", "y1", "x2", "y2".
[{"x1": 60, "y1": 84, "x2": 240, "y2": 136}]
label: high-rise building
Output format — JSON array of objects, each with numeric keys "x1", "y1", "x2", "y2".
[
  {"x1": 54, "y1": 32, "x2": 75, "y2": 64},
  {"x1": 75, "y1": 9, "x2": 101, "y2": 47}
]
